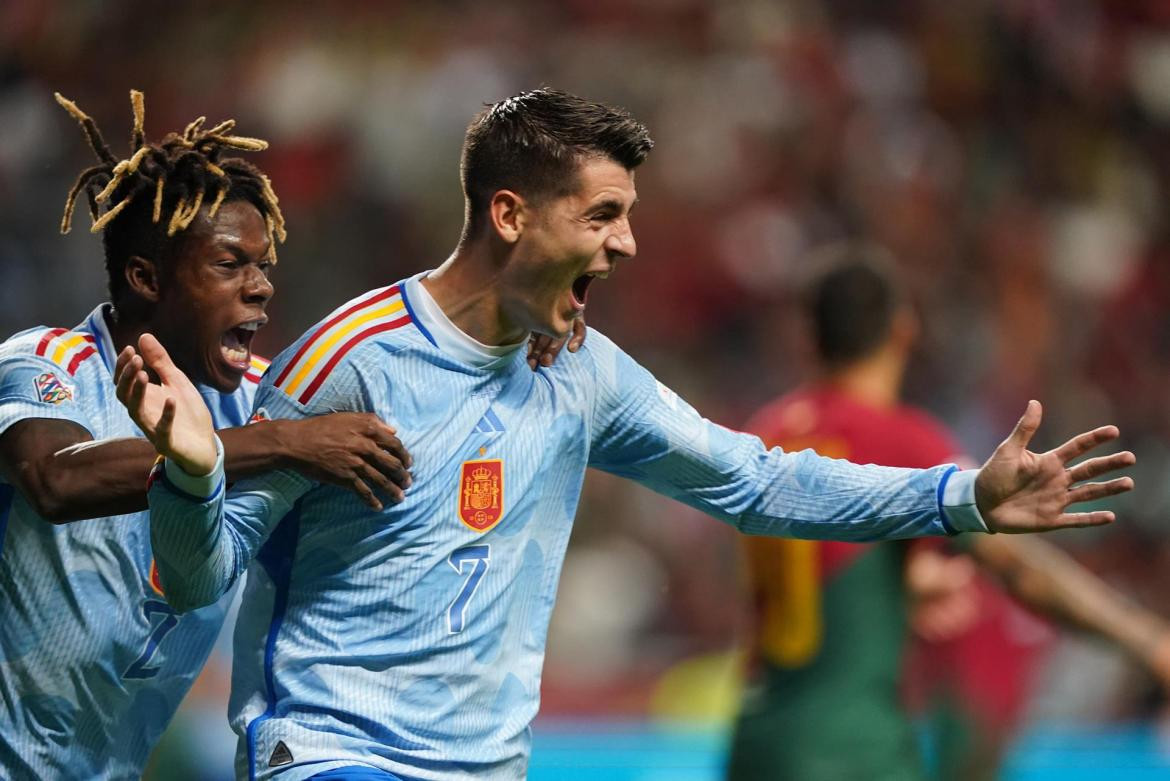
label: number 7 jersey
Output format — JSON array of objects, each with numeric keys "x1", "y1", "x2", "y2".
[{"x1": 147, "y1": 272, "x2": 985, "y2": 781}]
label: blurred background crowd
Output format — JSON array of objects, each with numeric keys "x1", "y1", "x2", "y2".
[{"x1": 4, "y1": 0, "x2": 1170, "y2": 778}]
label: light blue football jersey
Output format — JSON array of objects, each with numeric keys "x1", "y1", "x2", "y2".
[
  {"x1": 0, "y1": 304, "x2": 265, "y2": 780},
  {"x1": 147, "y1": 272, "x2": 986, "y2": 781}
]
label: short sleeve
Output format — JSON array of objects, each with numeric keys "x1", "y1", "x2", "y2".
[{"x1": 0, "y1": 354, "x2": 95, "y2": 438}]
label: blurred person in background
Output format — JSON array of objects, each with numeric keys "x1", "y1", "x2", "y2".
[
  {"x1": 0, "y1": 90, "x2": 415, "y2": 780},
  {"x1": 121, "y1": 88, "x2": 1136, "y2": 781},
  {"x1": 726, "y1": 245, "x2": 1170, "y2": 781}
]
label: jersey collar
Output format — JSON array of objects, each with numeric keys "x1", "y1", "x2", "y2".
[
  {"x1": 82, "y1": 303, "x2": 119, "y2": 376},
  {"x1": 404, "y1": 272, "x2": 527, "y2": 370}
]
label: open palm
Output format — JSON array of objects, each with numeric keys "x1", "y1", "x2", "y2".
[
  {"x1": 115, "y1": 333, "x2": 218, "y2": 476},
  {"x1": 976, "y1": 401, "x2": 1135, "y2": 533}
]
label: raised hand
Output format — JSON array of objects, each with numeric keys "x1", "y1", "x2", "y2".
[
  {"x1": 975, "y1": 401, "x2": 1135, "y2": 533},
  {"x1": 115, "y1": 334, "x2": 217, "y2": 476},
  {"x1": 527, "y1": 317, "x2": 587, "y2": 370},
  {"x1": 279, "y1": 412, "x2": 413, "y2": 511}
]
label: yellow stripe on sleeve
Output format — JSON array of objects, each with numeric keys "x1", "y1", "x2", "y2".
[
  {"x1": 283, "y1": 299, "x2": 404, "y2": 394},
  {"x1": 51, "y1": 334, "x2": 89, "y2": 365}
]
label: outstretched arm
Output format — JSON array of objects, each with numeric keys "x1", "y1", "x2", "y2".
[
  {"x1": 969, "y1": 534, "x2": 1170, "y2": 686},
  {"x1": 585, "y1": 333, "x2": 1134, "y2": 538}
]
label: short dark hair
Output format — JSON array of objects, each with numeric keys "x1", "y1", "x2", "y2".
[
  {"x1": 801, "y1": 243, "x2": 905, "y2": 367},
  {"x1": 56, "y1": 90, "x2": 285, "y2": 305},
  {"x1": 459, "y1": 88, "x2": 654, "y2": 238}
]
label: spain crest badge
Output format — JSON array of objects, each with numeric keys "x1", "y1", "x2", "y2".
[
  {"x1": 33, "y1": 372, "x2": 73, "y2": 405},
  {"x1": 458, "y1": 458, "x2": 503, "y2": 532}
]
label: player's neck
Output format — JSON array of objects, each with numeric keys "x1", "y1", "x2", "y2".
[
  {"x1": 824, "y1": 349, "x2": 905, "y2": 410},
  {"x1": 423, "y1": 247, "x2": 527, "y2": 346}
]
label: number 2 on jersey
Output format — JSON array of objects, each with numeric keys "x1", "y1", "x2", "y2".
[{"x1": 447, "y1": 545, "x2": 490, "y2": 634}]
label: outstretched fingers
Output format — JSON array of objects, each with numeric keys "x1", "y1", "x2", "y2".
[
  {"x1": 1054, "y1": 425, "x2": 1121, "y2": 464},
  {"x1": 1051, "y1": 510, "x2": 1116, "y2": 529},
  {"x1": 1066, "y1": 451, "x2": 1136, "y2": 483},
  {"x1": 1004, "y1": 400, "x2": 1043, "y2": 453},
  {"x1": 1066, "y1": 477, "x2": 1135, "y2": 506}
]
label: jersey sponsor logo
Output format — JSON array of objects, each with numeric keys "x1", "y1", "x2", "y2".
[
  {"x1": 33, "y1": 371, "x2": 73, "y2": 404},
  {"x1": 458, "y1": 458, "x2": 503, "y2": 532},
  {"x1": 474, "y1": 408, "x2": 506, "y2": 434}
]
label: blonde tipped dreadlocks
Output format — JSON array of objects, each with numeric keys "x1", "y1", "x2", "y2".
[{"x1": 56, "y1": 90, "x2": 286, "y2": 278}]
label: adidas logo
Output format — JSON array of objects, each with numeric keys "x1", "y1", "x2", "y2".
[
  {"x1": 474, "y1": 408, "x2": 505, "y2": 434},
  {"x1": 269, "y1": 740, "x2": 293, "y2": 767}
]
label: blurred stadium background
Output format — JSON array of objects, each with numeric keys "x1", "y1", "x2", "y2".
[{"x1": 5, "y1": 0, "x2": 1170, "y2": 778}]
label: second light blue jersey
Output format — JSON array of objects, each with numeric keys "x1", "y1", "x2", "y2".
[
  {"x1": 147, "y1": 273, "x2": 986, "y2": 781},
  {"x1": 0, "y1": 304, "x2": 262, "y2": 780}
]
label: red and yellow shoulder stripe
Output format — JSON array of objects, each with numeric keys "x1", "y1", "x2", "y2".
[
  {"x1": 34, "y1": 328, "x2": 98, "y2": 375},
  {"x1": 244, "y1": 355, "x2": 270, "y2": 385},
  {"x1": 273, "y1": 285, "x2": 410, "y2": 405}
]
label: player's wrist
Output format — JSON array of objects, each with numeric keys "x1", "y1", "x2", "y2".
[
  {"x1": 940, "y1": 468, "x2": 991, "y2": 533},
  {"x1": 163, "y1": 434, "x2": 224, "y2": 500}
]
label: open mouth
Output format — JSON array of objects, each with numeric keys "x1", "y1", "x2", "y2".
[
  {"x1": 571, "y1": 270, "x2": 609, "y2": 309},
  {"x1": 220, "y1": 319, "x2": 264, "y2": 369}
]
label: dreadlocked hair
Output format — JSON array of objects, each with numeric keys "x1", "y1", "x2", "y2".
[{"x1": 56, "y1": 89, "x2": 286, "y2": 303}]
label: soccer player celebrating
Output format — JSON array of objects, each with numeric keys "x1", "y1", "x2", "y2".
[
  {"x1": 118, "y1": 90, "x2": 1134, "y2": 780},
  {"x1": 0, "y1": 91, "x2": 413, "y2": 779},
  {"x1": 725, "y1": 247, "x2": 1170, "y2": 781}
]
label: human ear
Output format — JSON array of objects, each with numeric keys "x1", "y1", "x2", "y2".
[
  {"x1": 489, "y1": 190, "x2": 527, "y2": 244},
  {"x1": 124, "y1": 255, "x2": 161, "y2": 303}
]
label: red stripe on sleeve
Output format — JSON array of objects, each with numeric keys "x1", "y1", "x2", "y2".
[
  {"x1": 296, "y1": 315, "x2": 411, "y2": 405},
  {"x1": 273, "y1": 287, "x2": 400, "y2": 388},
  {"x1": 35, "y1": 328, "x2": 67, "y2": 357},
  {"x1": 66, "y1": 346, "x2": 97, "y2": 375}
]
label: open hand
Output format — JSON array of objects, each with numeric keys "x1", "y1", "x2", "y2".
[
  {"x1": 280, "y1": 413, "x2": 412, "y2": 511},
  {"x1": 975, "y1": 401, "x2": 1135, "y2": 533},
  {"x1": 527, "y1": 318, "x2": 586, "y2": 370},
  {"x1": 115, "y1": 334, "x2": 217, "y2": 476}
]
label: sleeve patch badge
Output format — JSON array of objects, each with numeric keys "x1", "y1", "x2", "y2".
[{"x1": 33, "y1": 372, "x2": 74, "y2": 405}]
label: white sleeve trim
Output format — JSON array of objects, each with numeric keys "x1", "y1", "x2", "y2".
[
  {"x1": 163, "y1": 434, "x2": 225, "y2": 501},
  {"x1": 941, "y1": 468, "x2": 990, "y2": 533}
]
